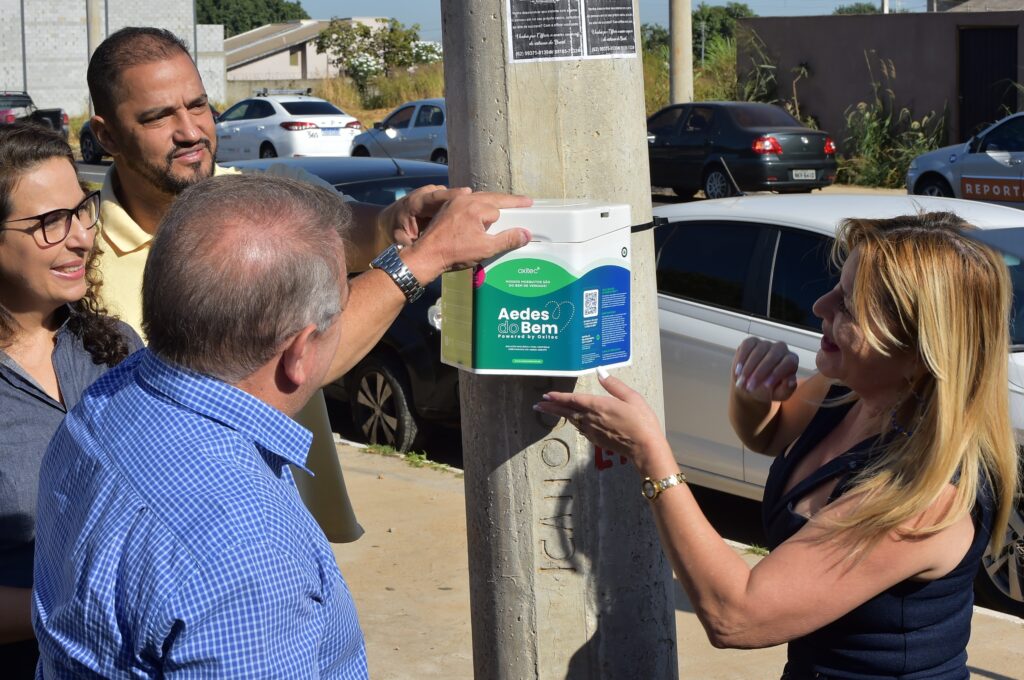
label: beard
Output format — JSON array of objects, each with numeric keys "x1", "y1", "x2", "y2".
[{"x1": 125, "y1": 138, "x2": 216, "y2": 196}]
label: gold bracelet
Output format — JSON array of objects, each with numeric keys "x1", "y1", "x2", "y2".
[{"x1": 641, "y1": 472, "x2": 687, "y2": 501}]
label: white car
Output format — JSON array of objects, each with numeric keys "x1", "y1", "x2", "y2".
[
  {"x1": 351, "y1": 98, "x2": 448, "y2": 165},
  {"x1": 653, "y1": 193, "x2": 1024, "y2": 617},
  {"x1": 907, "y1": 112, "x2": 1024, "y2": 207},
  {"x1": 215, "y1": 91, "x2": 362, "y2": 161}
]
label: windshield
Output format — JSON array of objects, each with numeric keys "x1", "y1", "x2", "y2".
[
  {"x1": 728, "y1": 104, "x2": 801, "y2": 128},
  {"x1": 281, "y1": 101, "x2": 344, "y2": 116}
]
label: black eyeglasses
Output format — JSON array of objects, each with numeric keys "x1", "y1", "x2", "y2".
[{"x1": 0, "y1": 191, "x2": 101, "y2": 247}]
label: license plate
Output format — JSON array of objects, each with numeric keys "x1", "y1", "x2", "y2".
[
  {"x1": 792, "y1": 169, "x2": 816, "y2": 180},
  {"x1": 322, "y1": 128, "x2": 340, "y2": 136}
]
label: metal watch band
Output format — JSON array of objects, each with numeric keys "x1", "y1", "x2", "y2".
[
  {"x1": 370, "y1": 243, "x2": 425, "y2": 303},
  {"x1": 641, "y1": 472, "x2": 687, "y2": 501}
]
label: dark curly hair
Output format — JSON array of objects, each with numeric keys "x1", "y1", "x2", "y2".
[{"x1": 0, "y1": 122, "x2": 131, "y2": 366}]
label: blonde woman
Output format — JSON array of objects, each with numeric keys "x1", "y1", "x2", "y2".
[{"x1": 534, "y1": 213, "x2": 1018, "y2": 679}]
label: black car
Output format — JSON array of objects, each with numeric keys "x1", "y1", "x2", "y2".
[
  {"x1": 647, "y1": 101, "x2": 838, "y2": 199},
  {"x1": 224, "y1": 156, "x2": 457, "y2": 452}
]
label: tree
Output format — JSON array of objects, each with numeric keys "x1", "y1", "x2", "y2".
[
  {"x1": 197, "y1": 0, "x2": 308, "y2": 38},
  {"x1": 316, "y1": 19, "x2": 436, "y2": 93},
  {"x1": 834, "y1": 2, "x2": 880, "y2": 14},
  {"x1": 692, "y1": 2, "x2": 756, "y2": 61},
  {"x1": 640, "y1": 23, "x2": 669, "y2": 53}
]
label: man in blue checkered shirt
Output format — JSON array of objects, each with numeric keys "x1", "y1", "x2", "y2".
[{"x1": 31, "y1": 174, "x2": 528, "y2": 677}]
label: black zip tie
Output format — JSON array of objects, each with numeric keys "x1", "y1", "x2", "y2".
[{"x1": 631, "y1": 216, "x2": 667, "y2": 233}]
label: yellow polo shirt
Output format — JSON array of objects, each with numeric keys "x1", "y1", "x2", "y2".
[{"x1": 96, "y1": 164, "x2": 240, "y2": 334}]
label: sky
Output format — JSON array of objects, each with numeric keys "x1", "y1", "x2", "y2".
[{"x1": 300, "y1": 1, "x2": 934, "y2": 42}]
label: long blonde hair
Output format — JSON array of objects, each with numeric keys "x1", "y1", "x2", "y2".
[{"x1": 829, "y1": 212, "x2": 1018, "y2": 553}]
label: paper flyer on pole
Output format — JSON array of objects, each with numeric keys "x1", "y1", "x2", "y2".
[{"x1": 506, "y1": 0, "x2": 638, "y2": 63}]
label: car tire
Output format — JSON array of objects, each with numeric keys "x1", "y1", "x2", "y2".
[
  {"x1": 352, "y1": 146, "x2": 370, "y2": 157},
  {"x1": 431, "y1": 149, "x2": 448, "y2": 165},
  {"x1": 914, "y1": 175, "x2": 954, "y2": 198},
  {"x1": 672, "y1": 186, "x2": 697, "y2": 198},
  {"x1": 974, "y1": 504, "x2": 1024, "y2": 617},
  {"x1": 348, "y1": 354, "x2": 419, "y2": 452},
  {"x1": 703, "y1": 167, "x2": 735, "y2": 200},
  {"x1": 80, "y1": 132, "x2": 103, "y2": 164},
  {"x1": 259, "y1": 142, "x2": 277, "y2": 159}
]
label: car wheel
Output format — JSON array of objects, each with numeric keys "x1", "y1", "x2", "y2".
[
  {"x1": 352, "y1": 146, "x2": 370, "y2": 157},
  {"x1": 348, "y1": 354, "x2": 419, "y2": 452},
  {"x1": 914, "y1": 176, "x2": 953, "y2": 197},
  {"x1": 431, "y1": 149, "x2": 448, "y2": 165},
  {"x1": 672, "y1": 186, "x2": 697, "y2": 198},
  {"x1": 259, "y1": 142, "x2": 277, "y2": 159},
  {"x1": 80, "y1": 133, "x2": 103, "y2": 164},
  {"x1": 703, "y1": 167, "x2": 734, "y2": 199},
  {"x1": 974, "y1": 504, "x2": 1024, "y2": 617}
]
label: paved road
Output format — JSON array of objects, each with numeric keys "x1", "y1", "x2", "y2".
[{"x1": 77, "y1": 161, "x2": 108, "y2": 185}]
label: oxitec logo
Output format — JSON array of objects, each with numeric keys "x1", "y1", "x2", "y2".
[{"x1": 497, "y1": 307, "x2": 559, "y2": 337}]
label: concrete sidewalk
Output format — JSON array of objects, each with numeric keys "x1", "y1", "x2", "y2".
[{"x1": 330, "y1": 445, "x2": 1023, "y2": 680}]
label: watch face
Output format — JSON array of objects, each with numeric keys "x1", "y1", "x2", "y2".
[{"x1": 641, "y1": 479, "x2": 657, "y2": 499}]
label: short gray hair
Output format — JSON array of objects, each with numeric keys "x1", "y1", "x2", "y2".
[{"x1": 143, "y1": 173, "x2": 350, "y2": 383}]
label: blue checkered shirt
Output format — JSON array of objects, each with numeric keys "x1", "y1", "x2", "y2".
[{"x1": 32, "y1": 350, "x2": 368, "y2": 678}]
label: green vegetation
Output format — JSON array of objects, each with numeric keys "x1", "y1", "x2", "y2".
[
  {"x1": 839, "y1": 55, "x2": 945, "y2": 188},
  {"x1": 316, "y1": 18, "x2": 442, "y2": 105},
  {"x1": 744, "y1": 544, "x2": 770, "y2": 557},
  {"x1": 833, "y1": 2, "x2": 880, "y2": 14},
  {"x1": 196, "y1": 0, "x2": 308, "y2": 38},
  {"x1": 363, "y1": 444, "x2": 460, "y2": 475},
  {"x1": 692, "y1": 2, "x2": 756, "y2": 63}
]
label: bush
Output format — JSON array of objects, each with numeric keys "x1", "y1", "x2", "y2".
[
  {"x1": 839, "y1": 56, "x2": 945, "y2": 188},
  {"x1": 643, "y1": 45, "x2": 670, "y2": 115}
]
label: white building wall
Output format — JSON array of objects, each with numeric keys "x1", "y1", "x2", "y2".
[
  {"x1": 228, "y1": 43, "x2": 338, "y2": 81},
  {"x1": 197, "y1": 24, "x2": 226, "y2": 106},
  {"x1": 0, "y1": 1, "x2": 24, "y2": 92},
  {"x1": 3, "y1": 1, "x2": 224, "y2": 119}
]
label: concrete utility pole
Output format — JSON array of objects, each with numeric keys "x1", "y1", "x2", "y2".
[
  {"x1": 882, "y1": 0, "x2": 890, "y2": 13},
  {"x1": 86, "y1": 0, "x2": 104, "y2": 115},
  {"x1": 441, "y1": 1, "x2": 675, "y2": 678},
  {"x1": 670, "y1": 0, "x2": 694, "y2": 104}
]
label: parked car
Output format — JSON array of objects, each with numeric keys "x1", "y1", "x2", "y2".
[
  {"x1": 222, "y1": 156, "x2": 457, "y2": 450},
  {"x1": 1, "y1": 91, "x2": 68, "y2": 138},
  {"x1": 79, "y1": 104, "x2": 221, "y2": 164},
  {"x1": 215, "y1": 91, "x2": 361, "y2": 161},
  {"x1": 647, "y1": 101, "x2": 837, "y2": 199},
  {"x1": 908, "y1": 111, "x2": 1024, "y2": 207},
  {"x1": 351, "y1": 98, "x2": 448, "y2": 165},
  {"x1": 651, "y1": 193, "x2": 1024, "y2": 617}
]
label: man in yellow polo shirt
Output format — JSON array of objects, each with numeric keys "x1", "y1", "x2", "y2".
[{"x1": 84, "y1": 27, "x2": 531, "y2": 542}]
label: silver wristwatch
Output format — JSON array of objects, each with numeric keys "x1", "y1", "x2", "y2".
[{"x1": 370, "y1": 244, "x2": 425, "y2": 303}]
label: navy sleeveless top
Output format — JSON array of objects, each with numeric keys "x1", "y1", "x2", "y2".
[{"x1": 762, "y1": 386, "x2": 994, "y2": 680}]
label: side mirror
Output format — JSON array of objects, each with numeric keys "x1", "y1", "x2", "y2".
[
  {"x1": 967, "y1": 136, "x2": 979, "y2": 153},
  {"x1": 647, "y1": 133, "x2": 656, "y2": 144},
  {"x1": 373, "y1": 121, "x2": 384, "y2": 130}
]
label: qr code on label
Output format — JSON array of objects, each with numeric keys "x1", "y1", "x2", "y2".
[{"x1": 583, "y1": 289, "x2": 599, "y2": 318}]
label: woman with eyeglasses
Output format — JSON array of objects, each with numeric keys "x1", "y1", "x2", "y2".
[{"x1": 0, "y1": 123, "x2": 141, "y2": 674}]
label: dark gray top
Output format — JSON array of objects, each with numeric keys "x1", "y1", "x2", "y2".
[{"x1": 0, "y1": 310, "x2": 141, "y2": 587}]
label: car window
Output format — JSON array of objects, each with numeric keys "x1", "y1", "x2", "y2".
[
  {"x1": 281, "y1": 100, "x2": 345, "y2": 116},
  {"x1": 655, "y1": 220, "x2": 761, "y2": 312},
  {"x1": 683, "y1": 107, "x2": 715, "y2": 133},
  {"x1": 248, "y1": 100, "x2": 276, "y2": 119},
  {"x1": 415, "y1": 105, "x2": 444, "y2": 127},
  {"x1": 218, "y1": 101, "x2": 251, "y2": 122},
  {"x1": 728, "y1": 104, "x2": 801, "y2": 128},
  {"x1": 982, "y1": 117, "x2": 1024, "y2": 153},
  {"x1": 647, "y1": 107, "x2": 685, "y2": 137},
  {"x1": 384, "y1": 106, "x2": 415, "y2": 129},
  {"x1": 768, "y1": 230, "x2": 836, "y2": 331},
  {"x1": 337, "y1": 176, "x2": 449, "y2": 205}
]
